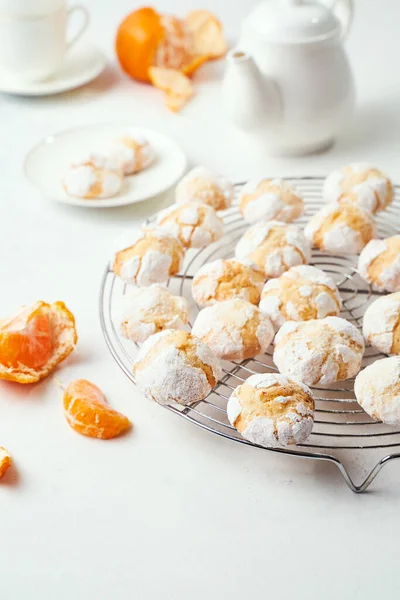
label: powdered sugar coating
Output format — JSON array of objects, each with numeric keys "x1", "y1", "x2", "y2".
[
  {"x1": 358, "y1": 236, "x2": 400, "y2": 292},
  {"x1": 235, "y1": 221, "x2": 311, "y2": 278},
  {"x1": 323, "y1": 163, "x2": 392, "y2": 213},
  {"x1": 176, "y1": 166, "x2": 234, "y2": 210},
  {"x1": 274, "y1": 316, "x2": 364, "y2": 386},
  {"x1": 157, "y1": 202, "x2": 224, "y2": 248},
  {"x1": 259, "y1": 265, "x2": 342, "y2": 328},
  {"x1": 110, "y1": 134, "x2": 155, "y2": 175},
  {"x1": 118, "y1": 285, "x2": 189, "y2": 343},
  {"x1": 363, "y1": 292, "x2": 400, "y2": 354},
  {"x1": 133, "y1": 330, "x2": 222, "y2": 406},
  {"x1": 63, "y1": 162, "x2": 123, "y2": 199},
  {"x1": 239, "y1": 178, "x2": 304, "y2": 224},
  {"x1": 227, "y1": 373, "x2": 314, "y2": 447},
  {"x1": 192, "y1": 299, "x2": 274, "y2": 360},
  {"x1": 354, "y1": 357, "x2": 400, "y2": 425},
  {"x1": 304, "y1": 204, "x2": 376, "y2": 255}
]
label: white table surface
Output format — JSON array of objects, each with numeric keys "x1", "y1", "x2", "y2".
[{"x1": 1, "y1": 1, "x2": 400, "y2": 598}]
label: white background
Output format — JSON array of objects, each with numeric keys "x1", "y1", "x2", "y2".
[{"x1": 1, "y1": 0, "x2": 400, "y2": 598}]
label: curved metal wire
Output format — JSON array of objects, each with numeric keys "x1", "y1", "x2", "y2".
[{"x1": 99, "y1": 177, "x2": 400, "y2": 493}]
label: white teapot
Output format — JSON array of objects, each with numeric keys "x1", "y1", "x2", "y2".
[{"x1": 223, "y1": 0, "x2": 355, "y2": 155}]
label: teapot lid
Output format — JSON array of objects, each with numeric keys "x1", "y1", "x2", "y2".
[{"x1": 244, "y1": 0, "x2": 342, "y2": 44}]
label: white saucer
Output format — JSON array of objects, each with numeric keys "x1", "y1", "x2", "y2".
[
  {"x1": 24, "y1": 124, "x2": 188, "y2": 208},
  {"x1": 0, "y1": 41, "x2": 106, "y2": 96}
]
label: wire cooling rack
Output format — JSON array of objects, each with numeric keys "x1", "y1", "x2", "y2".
[{"x1": 99, "y1": 176, "x2": 400, "y2": 493}]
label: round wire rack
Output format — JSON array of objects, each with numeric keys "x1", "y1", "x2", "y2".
[{"x1": 99, "y1": 176, "x2": 400, "y2": 493}]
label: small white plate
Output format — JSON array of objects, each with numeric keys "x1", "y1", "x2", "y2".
[
  {"x1": 24, "y1": 124, "x2": 188, "y2": 208},
  {"x1": 0, "y1": 41, "x2": 106, "y2": 96}
]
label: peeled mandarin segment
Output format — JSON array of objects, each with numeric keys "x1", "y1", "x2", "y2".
[
  {"x1": 0, "y1": 447, "x2": 12, "y2": 480},
  {"x1": 0, "y1": 301, "x2": 77, "y2": 384},
  {"x1": 116, "y1": 7, "x2": 165, "y2": 83},
  {"x1": 184, "y1": 10, "x2": 228, "y2": 59},
  {"x1": 63, "y1": 379, "x2": 131, "y2": 440},
  {"x1": 149, "y1": 66, "x2": 193, "y2": 111}
]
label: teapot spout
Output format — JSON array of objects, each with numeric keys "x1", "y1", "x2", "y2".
[{"x1": 223, "y1": 50, "x2": 280, "y2": 132}]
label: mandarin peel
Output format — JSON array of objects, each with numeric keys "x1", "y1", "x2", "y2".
[{"x1": 0, "y1": 447, "x2": 12, "y2": 480}]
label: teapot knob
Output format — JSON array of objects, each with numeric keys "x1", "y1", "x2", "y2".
[{"x1": 330, "y1": 0, "x2": 354, "y2": 39}]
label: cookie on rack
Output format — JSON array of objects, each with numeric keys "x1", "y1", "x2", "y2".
[
  {"x1": 304, "y1": 203, "x2": 375, "y2": 254},
  {"x1": 133, "y1": 330, "x2": 222, "y2": 406},
  {"x1": 323, "y1": 163, "x2": 393, "y2": 213},
  {"x1": 175, "y1": 166, "x2": 234, "y2": 211},
  {"x1": 63, "y1": 155, "x2": 123, "y2": 199},
  {"x1": 156, "y1": 202, "x2": 224, "y2": 248},
  {"x1": 119, "y1": 284, "x2": 189, "y2": 343},
  {"x1": 192, "y1": 299, "x2": 274, "y2": 360},
  {"x1": 358, "y1": 235, "x2": 400, "y2": 292},
  {"x1": 235, "y1": 221, "x2": 311, "y2": 278},
  {"x1": 363, "y1": 292, "x2": 400, "y2": 354},
  {"x1": 227, "y1": 373, "x2": 315, "y2": 447},
  {"x1": 273, "y1": 316, "x2": 364, "y2": 386},
  {"x1": 354, "y1": 356, "x2": 400, "y2": 425},
  {"x1": 110, "y1": 134, "x2": 155, "y2": 175},
  {"x1": 192, "y1": 258, "x2": 265, "y2": 307},
  {"x1": 238, "y1": 178, "x2": 304, "y2": 224},
  {"x1": 259, "y1": 265, "x2": 342, "y2": 329},
  {"x1": 112, "y1": 229, "x2": 184, "y2": 286}
]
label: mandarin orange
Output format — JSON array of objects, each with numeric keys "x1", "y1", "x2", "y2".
[{"x1": 63, "y1": 379, "x2": 131, "y2": 440}]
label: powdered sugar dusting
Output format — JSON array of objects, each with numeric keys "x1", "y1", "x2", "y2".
[
  {"x1": 355, "y1": 357, "x2": 400, "y2": 425},
  {"x1": 363, "y1": 292, "x2": 400, "y2": 353}
]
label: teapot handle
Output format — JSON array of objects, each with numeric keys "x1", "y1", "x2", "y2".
[{"x1": 331, "y1": 0, "x2": 354, "y2": 39}]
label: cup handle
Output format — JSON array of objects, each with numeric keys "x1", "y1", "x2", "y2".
[{"x1": 66, "y1": 5, "x2": 90, "y2": 51}]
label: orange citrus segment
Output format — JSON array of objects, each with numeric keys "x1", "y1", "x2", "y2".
[
  {"x1": 116, "y1": 7, "x2": 165, "y2": 83},
  {"x1": 0, "y1": 301, "x2": 77, "y2": 384},
  {"x1": 0, "y1": 447, "x2": 12, "y2": 480},
  {"x1": 184, "y1": 10, "x2": 227, "y2": 59},
  {"x1": 149, "y1": 66, "x2": 193, "y2": 111},
  {"x1": 64, "y1": 379, "x2": 131, "y2": 440}
]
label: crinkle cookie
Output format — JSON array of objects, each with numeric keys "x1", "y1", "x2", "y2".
[
  {"x1": 111, "y1": 134, "x2": 155, "y2": 175},
  {"x1": 304, "y1": 203, "x2": 375, "y2": 254},
  {"x1": 260, "y1": 265, "x2": 342, "y2": 329},
  {"x1": 176, "y1": 166, "x2": 234, "y2": 211},
  {"x1": 355, "y1": 356, "x2": 400, "y2": 425},
  {"x1": 63, "y1": 155, "x2": 123, "y2": 199},
  {"x1": 119, "y1": 284, "x2": 189, "y2": 343},
  {"x1": 358, "y1": 236, "x2": 400, "y2": 292},
  {"x1": 227, "y1": 373, "x2": 315, "y2": 447},
  {"x1": 363, "y1": 292, "x2": 400, "y2": 354},
  {"x1": 191, "y1": 299, "x2": 274, "y2": 360},
  {"x1": 133, "y1": 330, "x2": 222, "y2": 406},
  {"x1": 192, "y1": 258, "x2": 264, "y2": 307},
  {"x1": 157, "y1": 202, "x2": 223, "y2": 248},
  {"x1": 112, "y1": 229, "x2": 184, "y2": 286},
  {"x1": 239, "y1": 178, "x2": 304, "y2": 224},
  {"x1": 235, "y1": 220, "x2": 311, "y2": 278},
  {"x1": 323, "y1": 163, "x2": 393, "y2": 213},
  {"x1": 273, "y1": 316, "x2": 364, "y2": 386}
]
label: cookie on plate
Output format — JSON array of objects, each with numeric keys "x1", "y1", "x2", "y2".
[
  {"x1": 63, "y1": 155, "x2": 123, "y2": 199},
  {"x1": 192, "y1": 258, "x2": 264, "y2": 307},
  {"x1": 273, "y1": 316, "x2": 364, "y2": 386},
  {"x1": 235, "y1": 221, "x2": 311, "y2": 278},
  {"x1": 304, "y1": 203, "x2": 375, "y2": 254},
  {"x1": 358, "y1": 236, "x2": 400, "y2": 292},
  {"x1": 227, "y1": 373, "x2": 315, "y2": 447},
  {"x1": 323, "y1": 163, "x2": 393, "y2": 213},
  {"x1": 259, "y1": 265, "x2": 342, "y2": 329},
  {"x1": 192, "y1": 299, "x2": 274, "y2": 360},
  {"x1": 176, "y1": 166, "x2": 234, "y2": 211},
  {"x1": 111, "y1": 134, "x2": 155, "y2": 175},
  {"x1": 112, "y1": 229, "x2": 184, "y2": 286},
  {"x1": 133, "y1": 330, "x2": 222, "y2": 406},
  {"x1": 239, "y1": 178, "x2": 304, "y2": 224},
  {"x1": 119, "y1": 284, "x2": 189, "y2": 343}
]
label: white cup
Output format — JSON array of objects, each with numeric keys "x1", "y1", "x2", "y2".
[{"x1": 0, "y1": 4, "x2": 90, "y2": 82}]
